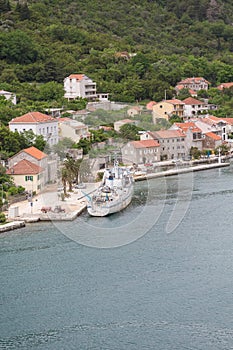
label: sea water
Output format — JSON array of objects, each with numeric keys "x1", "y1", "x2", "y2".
[{"x1": 1, "y1": 163, "x2": 233, "y2": 349}]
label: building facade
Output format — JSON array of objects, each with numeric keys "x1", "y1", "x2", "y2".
[
  {"x1": 121, "y1": 140, "x2": 160, "y2": 165},
  {"x1": 9, "y1": 112, "x2": 58, "y2": 146},
  {"x1": 64, "y1": 74, "x2": 97, "y2": 100}
]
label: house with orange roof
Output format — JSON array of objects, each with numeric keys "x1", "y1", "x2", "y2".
[
  {"x1": 121, "y1": 139, "x2": 160, "y2": 164},
  {"x1": 8, "y1": 146, "x2": 57, "y2": 184},
  {"x1": 64, "y1": 74, "x2": 97, "y2": 100},
  {"x1": 202, "y1": 132, "x2": 222, "y2": 151},
  {"x1": 114, "y1": 119, "x2": 138, "y2": 132},
  {"x1": 146, "y1": 101, "x2": 157, "y2": 110},
  {"x1": 182, "y1": 97, "x2": 211, "y2": 118},
  {"x1": 194, "y1": 116, "x2": 229, "y2": 141},
  {"x1": 216, "y1": 82, "x2": 233, "y2": 91},
  {"x1": 6, "y1": 159, "x2": 45, "y2": 194},
  {"x1": 175, "y1": 77, "x2": 210, "y2": 93},
  {"x1": 152, "y1": 99, "x2": 185, "y2": 123},
  {"x1": 9, "y1": 112, "x2": 58, "y2": 146}
]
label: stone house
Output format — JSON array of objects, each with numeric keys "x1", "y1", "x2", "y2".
[
  {"x1": 142, "y1": 130, "x2": 187, "y2": 161},
  {"x1": 121, "y1": 140, "x2": 160, "y2": 165},
  {"x1": 170, "y1": 122, "x2": 204, "y2": 152},
  {"x1": 202, "y1": 132, "x2": 222, "y2": 151}
]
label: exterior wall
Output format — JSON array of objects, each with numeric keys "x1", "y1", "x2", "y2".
[
  {"x1": 155, "y1": 136, "x2": 186, "y2": 160},
  {"x1": 202, "y1": 136, "x2": 221, "y2": 150},
  {"x1": 9, "y1": 120, "x2": 58, "y2": 146},
  {"x1": 8, "y1": 152, "x2": 58, "y2": 184},
  {"x1": 152, "y1": 102, "x2": 173, "y2": 123},
  {"x1": 59, "y1": 121, "x2": 89, "y2": 142},
  {"x1": 122, "y1": 143, "x2": 160, "y2": 164},
  {"x1": 183, "y1": 103, "x2": 209, "y2": 118},
  {"x1": 64, "y1": 76, "x2": 97, "y2": 100},
  {"x1": 11, "y1": 172, "x2": 45, "y2": 194}
]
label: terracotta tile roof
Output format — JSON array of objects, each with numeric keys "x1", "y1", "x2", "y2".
[
  {"x1": 146, "y1": 101, "x2": 156, "y2": 110},
  {"x1": 153, "y1": 129, "x2": 185, "y2": 139},
  {"x1": 178, "y1": 77, "x2": 210, "y2": 85},
  {"x1": 174, "y1": 122, "x2": 202, "y2": 133},
  {"x1": 182, "y1": 97, "x2": 205, "y2": 105},
  {"x1": 6, "y1": 159, "x2": 44, "y2": 175},
  {"x1": 130, "y1": 140, "x2": 160, "y2": 148},
  {"x1": 224, "y1": 118, "x2": 233, "y2": 125},
  {"x1": 24, "y1": 146, "x2": 47, "y2": 160},
  {"x1": 205, "y1": 132, "x2": 221, "y2": 141},
  {"x1": 217, "y1": 82, "x2": 233, "y2": 90},
  {"x1": 10, "y1": 112, "x2": 56, "y2": 124},
  {"x1": 166, "y1": 99, "x2": 184, "y2": 105},
  {"x1": 68, "y1": 74, "x2": 85, "y2": 80}
]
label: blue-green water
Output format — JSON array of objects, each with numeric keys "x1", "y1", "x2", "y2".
[{"x1": 1, "y1": 164, "x2": 233, "y2": 349}]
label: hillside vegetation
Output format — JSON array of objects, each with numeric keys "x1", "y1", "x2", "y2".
[{"x1": 0, "y1": 0, "x2": 233, "y2": 114}]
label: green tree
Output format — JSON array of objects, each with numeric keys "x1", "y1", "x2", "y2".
[{"x1": 119, "y1": 124, "x2": 140, "y2": 140}]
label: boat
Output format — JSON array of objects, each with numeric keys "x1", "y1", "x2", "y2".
[{"x1": 87, "y1": 161, "x2": 134, "y2": 217}]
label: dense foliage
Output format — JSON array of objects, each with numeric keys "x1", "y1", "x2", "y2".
[{"x1": 0, "y1": 0, "x2": 233, "y2": 110}]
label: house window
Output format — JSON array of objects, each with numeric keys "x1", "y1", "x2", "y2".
[{"x1": 25, "y1": 176, "x2": 33, "y2": 181}]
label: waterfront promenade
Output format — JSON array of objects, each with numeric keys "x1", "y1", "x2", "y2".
[{"x1": 1, "y1": 158, "x2": 230, "y2": 230}]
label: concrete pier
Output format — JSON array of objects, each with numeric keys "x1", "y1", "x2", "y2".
[{"x1": 0, "y1": 221, "x2": 25, "y2": 233}]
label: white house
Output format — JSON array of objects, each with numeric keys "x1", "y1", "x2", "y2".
[
  {"x1": 182, "y1": 97, "x2": 210, "y2": 118},
  {"x1": 64, "y1": 74, "x2": 97, "y2": 100},
  {"x1": 0, "y1": 90, "x2": 17, "y2": 104},
  {"x1": 175, "y1": 77, "x2": 210, "y2": 93},
  {"x1": 9, "y1": 112, "x2": 59, "y2": 146}
]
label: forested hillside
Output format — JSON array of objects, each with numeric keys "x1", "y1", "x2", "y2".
[{"x1": 1, "y1": 0, "x2": 233, "y2": 108}]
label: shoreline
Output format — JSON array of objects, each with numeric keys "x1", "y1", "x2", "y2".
[{"x1": 0, "y1": 160, "x2": 231, "y2": 233}]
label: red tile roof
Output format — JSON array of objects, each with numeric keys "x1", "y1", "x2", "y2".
[
  {"x1": 24, "y1": 146, "x2": 47, "y2": 160},
  {"x1": 6, "y1": 159, "x2": 44, "y2": 175},
  {"x1": 146, "y1": 101, "x2": 157, "y2": 110},
  {"x1": 153, "y1": 129, "x2": 185, "y2": 139},
  {"x1": 224, "y1": 118, "x2": 233, "y2": 125},
  {"x1": 68, "y1": 74, "x2": 85, "y2": 80},
  {"x1": 174, "y1": 122, "x2": 202, "y2": 133},
  {"x1": 166, "y1": 99, "x2": 184, "y2": 105},
  {"x1": 10, "y1": 112, "x2": 56, "y2": 124},
  {"x1": 131, "y1": 140, "x2": 160, "y2": 148},
  {"x1": 182, "y1": 97, "x2": 205, "y2": 105},
  {"x1": 217, "y1": 82, "x2": 233, "y2": 90},
  {"x1": 178, "y1": 77, "x2": 210, "y2": 85},
  {"x1": 205, "y1": 132, "x2": 221, "y2": 141}
]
